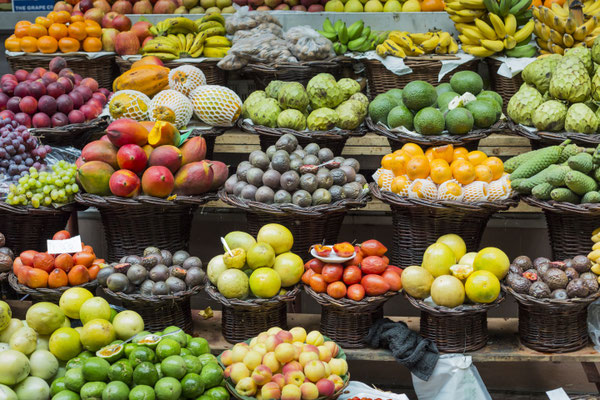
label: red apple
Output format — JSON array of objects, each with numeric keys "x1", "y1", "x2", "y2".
[
  {"x1": 114, "y1": 31, "x2": 140, "y2": 55},
  {"x1": 112, "y1": 0, "x2": 133, "y2": 13},
  {"x1": 84, "y1": 8, "x2": 105, "y2": 24},
  {"x1": 93, "y1": 0, "x2": 111, "y2": 12},
  {"x1": 101, "y1": 11, "x2": 119, "y2": 28},
  {"x1": 112, "y1": 14, "x2": 132, "y2": 32},
  {"x1": 133, "y1": 0, "x2": 153, "y2": 13},
  {"x1": 131, "y1": 21, "x2": 152, "y2": 44}
]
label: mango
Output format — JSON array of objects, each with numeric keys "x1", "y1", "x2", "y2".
[
  {"x1": 148, "y1": 145, "x2": 182, "y2": 174},
  {"x1": 107, "y1": 118, "x2": 149, "y2": 148},
  {"x1": 173, "y1": 160, "x2": 214, "y2": 196},
  {"x1": 148, "y1": 121, "x2": 180, "y2": 147},
  {"x1": 210, "y1": 160, "x2": 228, "y2": 190},
  {"x1": 77, "y1": 161, "x2": 115, "y2": 196},
  {"x1": 81, "y1": 140, "x2": 118, "y2": 170},
  {"x1": 109, "y1": 169, "x2": 141, "y2": 198},
  {"x1": 75, "y1": 156, "x2": 84, "y2": 168},
  {"x1": 180, "y1": 136, "x2": 206, "y2": 165},
  {"x1": 140, "y1": 121, "x2": 155, "y2": 133},
  {"x1": 141, "y1": 166, "x2": 174, "y2": 198}
]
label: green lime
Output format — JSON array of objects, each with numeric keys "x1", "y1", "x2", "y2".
[
  {"x1": 154, "y1": 377, "x2": 182, "y2": 400},
  {"x1": 187, "y1": 338, "x2": 210, "y2": 356},
  {"x1": 133, "y1": 331, "x2": 151, "y2": 344},
  {"x1": 195, "y1": 396, "x2": 212, "y2": 400},
  {"x1": 109, "y1": 308, "x2": 118, "y2": 322},
  {"x1": 133, "y1": 362, "x2": 159, "y2": 387},
  {"x1": 123, "y1": 343, "x2": 138, "y2": 358},
  {"x1": 102, "y1": 381, "x2": 130, "y2": 400},
  {"x1": 205, "y1": 386, "x2": 230, "y2": 400},
  {"x1": 108, "y1": 361, "x2": 133, "y2": 386},
  {"x1": 128, "y1": 385, "x2": 155, "y2": 400},
  {"x1": 161, "y1": 327, "x2": 187, "y2": 348},
  {"x1": 52, "y1": 390, "x2": 80, "y2": 400},
  {"x1": 183, "y1": 355, "x2": 202, "y2": 374},
  {"x1": 129, "y1": 346, "x2": 155, "y2": 368},
  {"x1": 199, "y1": 362, "x2": 223, "y2": 389},
  {"x1": 51, "y1": 377, "x2": 67, "y2": 396},
  {"x1": 179, "y1": 348, "x2": 191, "y2": 357},
  {"x1": 66, "y1": 357, "x2": 83, "y2": 371},
  {"x1": 197, "y1": 354, "x2": 217, "y2": 367},
  {"x1": 97, "y1": 343, "x2": 124, "y2": 363},
  {"x1": 82, "y1": 357, "x2": 110, "y2": 382},
  {"x1": 81, "y1": 381, "x2": 107, "y2": 400},
  {"x1": 181, "y1": 373, "x2": 204, "y2": 399},
  {"x1": 185, "y1": 334, "x2": 193, "y2": 347},
  {"x1": 154, "y1": 363, "x2": 163, "y2": 379},
  {"x1": 78, "y1": 351, "x2": 94, "y2": 360},
  {"x1": 160, "y1": 355, "x2": 187, "y2": 380},
  {"x1": 155, "y1": 338, "x2": 180, "y2": 361},
  {"x1": 64, "y1": 367, "x2": 85, "y2": 392}
]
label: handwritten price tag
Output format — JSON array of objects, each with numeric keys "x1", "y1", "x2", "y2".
[{"x1": 47, "y1": 235, "x2": 82, "y2": 255}]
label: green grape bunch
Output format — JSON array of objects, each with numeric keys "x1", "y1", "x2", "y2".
[{"x1": 5, "y1": 160, "x2": 79, "y2": 208}]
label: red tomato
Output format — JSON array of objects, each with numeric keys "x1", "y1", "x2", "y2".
[
  {"x1": 343, "y1": 265, "x2": 362, "y2": 285},
  {"x1": 327, "y1": 281, "x2": 347, "y2": 299},
  {"x1": 361, "y1": 274, "x2": 390, "y2": 296},
  {"x1": 302, "y1": 269, "x2": 316, "y2": 285},
  {"x1": 347, "y1": 284, "x2": 365, "y2": 301},
  {"x1": 382, "y1": 270, "x2": 402, "y2": 291},
  {"x1": 322, "y1": 264, "x2": 344, "y2": 283},
  {"x1": 361, "y1": 239, "x2": 387, "y2": 257},
  {"x1": 385, "y1": 265, "x2": 403, "y2": 277},
  {"x1": 305, "y1": 258, "x2": 324, "y2": 274},
  {"x1": 52, "y1": 230, "x2": 71, "y2": 240},
  {"x1": 361, "y1": 256, "x2": 387, "y2": 275},
  {"x1": 309, "y1": 274, "x2": 327, "y2": 293}
]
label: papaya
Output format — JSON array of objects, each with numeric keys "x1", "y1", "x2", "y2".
[{"x1": 113, "y1": 65, "x2": 170, "y2": 97}]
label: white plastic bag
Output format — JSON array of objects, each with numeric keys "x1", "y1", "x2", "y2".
[
  {"x1": 411, "y1": 354, "x2": 491, "y2": 400},
  {"x1": 587, "y1": 298, "x2": 600, "y2": 352},
  {"x1": 337, "y1": 381, "x2": 409, "y2": 400}
]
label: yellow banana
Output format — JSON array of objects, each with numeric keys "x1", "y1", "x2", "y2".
[
  {"x1": 203, "y1": 26, "x2": 227, "y2": 37},
  {"x1": 459, "y1": 34, "x2": 480, "y2": 45},
  {"x1": 549, "y1": 29, "x2": 563, "y2": 45},
  {"x1": 584, "y1": 1, "x2": 600, "y2": 15},
  {"x1": 536, "y1": 37, "x2": 550, "y2": 51},
  {"x1": 538, "y1": 23, "x2": 551, "y2": 41},
  {"x1": 475, "y1": 18, "x2": 497, "y2": 40},
  {"x1": 551, "y1": 16, "x2": 565, "y2": 35},
  {"x1": 551, "y1": 3, "x2": 568, "y2": 18},
  {"x1": 563, "y1": 33, "x2": 575, "y2": 47},
  {"x1": 202, "y1": 47, "x2": 229, "y2": 58},
  {"x1": 504, "y1": 14, "x2": 517, "y2": 36},
  {"x1": 409, "y1": 32, "x2": 434, "y2": 44},
  {"x1": 532, "y1": 6, "x2": 542, "y2": 22},
  {"x1": 585, "y1": 34, "x2": 599, "y2": 47},
  {"x1": 435, "y1": 44, "x2": 448, "y2": 54},
  {"x1": 574, "y1": 17, "x2": 597, "y2": 42},
  {"x1": 503, "y1": 35, "x2": 517, "y2": 49},
  {"x1": 420, "y1": 34, "x2": 440, "y2": 51},
  {"x1": 449, "y1": 14, "x2": 478, "y2": 23},
  {"x1": 565, "y1": 17, "x2": 576, "y2": 35},
  {"x1": 462, "y1": 26, "x2": 486, "y2": 41},
  {"x1": 489, "y1": 13, "x2": 507, "y2": 38},
  {"x1": 458, "y1": 0, "x2": 486, "y2": 9},
  {"x1": 438, "y1": 31, "x2": 452, "y2": 47},
  {"x1": 447, "y1": 38, "x2": 459, "y2": 54},
  {"x1": 514, "y1": 20, "x2": 534, "y2": 43},
  {"x1": 376, "y1": 44, "x2": 389, "y2": 58},
  {"x1": 543, "y1": 8, "x2": 557, "y2": 27},
  {"x1": 196, "y1": 21, "x2": 223, "y2": 32},
  {"x1": 382, "y1": 39, "x2": 407, "y2": 57},
  {"x1": 142, "y1": 41, "x2": 179, "y2": 56},
  {"x1": 204, "y1": 36, "x2": 231, "y2": 47},
  {"x1": 548, "y1": 41, "x2": 564, "y2": 54},
  {"x1": 456, "y1": 9, "x2": 485, "y2": 17},
  {"x1": 480, "y1": 39, "x2": 504, "y2": 52},
  {"x1": 462, "y1": 44, "x2": 495, "y2": 57},
  {"x1": 189, "y1": 34, "x2": 206, "y2": 55}
]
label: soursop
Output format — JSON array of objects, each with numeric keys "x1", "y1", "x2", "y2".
[
  {"x1": 307, "y1": 73, "x2": 344, "y2": 109},
  {"x1": 336, "y1": 100, "x2": 365, "y2": 130},
  {"x1": 592, "y1": 69, "x2": 600, "y2": 101},
  {"x1": 307, "y1": 107, "x2": 339, "y2": 131},
  {"x1": 277, "y1": 82, "x2": 309, "y2": 111},
  {"x1": 532, "y1": 100, "x2": 568, "y2": 132},
  {"x1": 242, "y1": 90, "x2": 267, "y2": 119},
  {"x1": 549, "y1": 57, "x2": 592, "y2": 103},
  {"x1": 338, "y1": 78, "x2": 361, "y2": 101},
  {"x1": 564, "y1": 47, "x2": 594, "y2": 75},
  {"x1": 249, "y1": 98, "x2": 281, "y2": 128},
  {"x1": 564, "y1": 103, "x2": 599, "y2": 134},
  {"x1": 593, "y1": 36, "x2": 600, "y2": 64},
  {"x1": 277, "y1": 109, "x2": 307, "y2": 131},
  {"x1": 521, "y1": 54, "x2": 562, "y2": 95},
  {"x1": 507, "y1": 84, "x2": 543, "y2": 126},
  {"x1": 265, "y1": 80, "x2": 286, "y2": 99}
]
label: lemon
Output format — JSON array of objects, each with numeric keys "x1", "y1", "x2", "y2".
[
  {"x1": 401, "y1": 0, "x2": 420, "y2": 11},
  {"x1": 364, "y1": 0, "x2": 383, "y2": 11},
  {"x1": 59, "y1": 288, "x2": 94, "y2": 320},
  {"x1": 465, "y1": 270, "x2": 500, "y2": 303},
  {"x1": 436, "y1": 234, "x2": 466, "y2": 260},
  {"x1": 473, "y1": 247, "x2": 510, "y2": 280}
]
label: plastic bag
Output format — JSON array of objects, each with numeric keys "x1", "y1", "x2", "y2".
[
  {"x1": 225, "y1": 6, "x2": 281, "y2": 35},
  {"x1": 412, "y1": 354, "x2": 492, "y2": 400},
  {"x1": 338, "y1": 382, "x2": 409, "y2": 400},
  {"x1": 587, "y1": 298, "x2": 600, "y2": 352},
  {"x1": 219, "y1": 31, "x2": 297, "y2": 70},
  {"x1": 233, "y1": 23, "x2": 284, "y2": 41},
  {"x1": 285, "y1": 26, "x2": 336, "y2": 61}
]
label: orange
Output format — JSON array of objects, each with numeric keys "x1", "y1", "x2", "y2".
[
  {"x1": 430, "y1": 159, "x2": 452, "y2": 184},
  {"x1": 5, "y1": 35, "x2": 21, "y2": 52},
  {"x1": 406, "y1": 155, "x2": 430, "y2": 180},
  {"x1": 381, "y1": 153, "x2": 395, "y2": 170},
  {"x1": 48, "y1": 23, "x2": 68, "y2": 40},
  {"x1": 377, "y1": 173, "x2": 390, "y2": 188},
  {"x1": 82, "y1": 36, "x2": 102, "y2": 52},
  {"x1": 15, "y1": 20, "x2": 31, "y2": 29},
  {"x1": 391, "y1": 175, "x2": 409, "y2": 194},
  {"x1": 482, "y1": 157, "x2": 504, "y2": 180},
  {"x1": 452, "y1": 160, "x2": 476, "y2": 185},
  {"x1": 401, "y1": 143, "x2": 424, "y2": 158},
  {"x1": 453, "y1": 146, "x2": 468, "y2": 161},
  {"x1": 420, "y1": 0, "x2": 445, "y2": 11},
  {"x1": 467, "y1": 150, "x2": 488, "y2": 166},
  {"x1": 443, "y1": 182, "x2": 463, "y2": 197},
  {"x1": 544, "y1": 0, "x2": 564, "y2": 6},
  {"x1": 70, "y1": 14, "x2": 84, "y2": 23},
  {"x1": 47, "y1": 11, "x2": 58, "y2": 23},
  {"x1": 474, "y1": 164, "x2": 493, "y2": 183},
  {"x1": 27, "y1": 23, "x2": 48, "y2": 38},
  {"x1": 84, "y1": 20, "x2": 102, "y2": 37},
  {"x1": 424, "y1": 147, "x2": 435, "y2": 161},
  {"x1": 58, "y1": 37, "x2": 80, "y2": 52},
  {"x1": 531, "y1": 0, "x2": 542, "y2": 5},
  {"x1": 391, "y1": 152, "x2": 411, "y2": 176},
  {"x1": 432, "y1": 144, "x2": 454, "y2": 163},
  {"x1": 20, "y1": 36, "x2": 38, "y2": 53},
  {"x1": 54, "y1": 11, "x2": 71, "y2": 24},
  {"x1": 14, "y1": 24, "x2": 30, "y2": 38},
  {"x1": 35, "y1": 16, "x2": 52, "y2": 28},
  {"x1": 68, "y1": 21, "x2": 87, "y2": 41},
  {"x1": 37, "y1": 35, "x2": 58, "y2": 53}
]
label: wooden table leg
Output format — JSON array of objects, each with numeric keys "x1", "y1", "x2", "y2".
[{"x1": 581, "y1": 362, "x2": 600, "y2": 393}]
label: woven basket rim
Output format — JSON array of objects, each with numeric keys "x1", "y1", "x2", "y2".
[
  {"x1": 190, "y1": 126, "x2": 228, "y2": 138},
  {"x1": 5, "y1": 52, "x2": 116, "y2": 60},
  {"x1": 0, "y1": 201, "x2": 77, "y2": 215},
  {"x1": 218, "y1": 188, "x2": 370, "y2": 216},
  {"x1": 205, "y1": 280, "x2": 299, "y2": 310},
  {"x1": 405, "y1": 290, "x2": 505, "y2": 316},
  {"x1": 238, "y1": 118, "x2": 367, "y2": 139},
  {"x1": 304, "y1": 284, "x2": 398, "y2": 311},
  {"x1": 503, "y1": 284, "x2": 600, "y2": 307},
  {"x1": 115, "y1": 55, "x2": 221, "y2": 66},
  {"x1": 370, "y1": 182, "x2": 518, "y2": 212},
  {"x1": 505, "y1": 118, "x2": 600, "y2": 143},
  {"x1": 8, "y1": 272, "x2": 98, "y2": 296},
  {"x1": 362, "y1": 56, "x2": 474, "y2": 69},
  {"x1": 31, "y1": 116, "x2": 109, "y2": 138},
  {"x1": 366, "y1": 116, "x2": 498, "y2": 146},
  {"x1": 75, "y1": 192, "x2": 218, "y2": 208},
  {"x1": 521, "y1": 195, "x2": 600, "y2": 215},
  {"x1": 245, "y1": 56, "x2": 351, "y2": 73},
  {"x1": 100, "y1": 284, "x2": 202, "y2": 304}
]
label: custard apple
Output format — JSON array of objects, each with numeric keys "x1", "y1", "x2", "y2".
[
  {"x1": 521, "y1": 54, "x2": 562, "y2": 95},
  {"x1": 242, "y1": 90, "x2": 267, "y2": 119},
  {"x1": 592, "y1": 69, "x2": 600, "y2": 101},
  {"x1": 249, "y1": 98, "x2": 281, "y2": 128},
  {"x1": 350, "y1": 92, "x2": 369, "y2": 109},
  {"x1": 307, "y1": 73, "x2": 343, "y2": 109},
  {"x1": 336, "y1": 100, "x2": 364, "y2": 130},
  {"x1": 277, "y1": 82, "x2": 309, "y2": 111},
  {"x1": 507, "y1": 84, "x2": 543, "y2": 126},
  {"x1": 532, "y1": 100, "x2": 568, "y2": 132},
  {"x1": 565, "y1": 47, "x2": 593, "y2": 75},
  {"x1": 265, "y1": 80, "x2": 286, "y2": 99},
  {"x1": 307, "y1": 107, "x2": 339, "y2": 131},
  {"x1": 338, "y1": 78, "x2": 361, "y2": 101},
  {"x1": 549, "y1": 57, "x2": 592, "y2": 103},
  {"x1": 593, "y1": 36, "x2": 600, "y2": 64},
  {"x1": 277, "y1": 109, "x2": 307, "y2": 131},
  {"x1": 565, "y1": 103, "x2": 599, "y2": 134}
]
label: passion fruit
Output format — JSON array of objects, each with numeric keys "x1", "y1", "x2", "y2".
[
  {"x1": 182, "y1": 256, "x2": 202, "y2": 270},
  {"x1": 149, "y1": 265, "x2": 169, "y2": 282},
  {"x1": 165, "y1": 277, "x2": 186, "y2": 294},
  {"x1": 106, "y1": 273, "x2": 129, "y2": 293},
  {"x1": 127, "y1": 264, "x2": 148, "y2": 285},
  {"x1": 160, "y1": 250, "x2": 173, "y2": 266},
  {"x1": 185, "y1": 267, "x2": 205, "y2": 288},
  {"x1": 172, "y1": 250, "x2": 190, "y2": 266}
]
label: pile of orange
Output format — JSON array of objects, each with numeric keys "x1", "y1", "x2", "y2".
[
  {"x1": 5, "y1": 11, "x2": 103, "y2": 54},
  {"x1": 378, "y1": 143, "x2": 505, "y2": 194}
]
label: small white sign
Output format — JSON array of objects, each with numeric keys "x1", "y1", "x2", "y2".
[
  {"x1": 47, "y1": 235, "x2": 83, "y2": 255},
  {"x1": 546, "y1": 388, "x2": 570, "y2": 400}
]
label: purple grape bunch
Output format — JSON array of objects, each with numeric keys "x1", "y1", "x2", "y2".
[{"x1": 0, "y1": 118, "x2": 50, "y2": 180}]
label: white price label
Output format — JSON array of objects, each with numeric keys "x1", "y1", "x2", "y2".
[
  {"x1": 546, "y1": 388, "x2": 570, "y2": 400},
  {"x1": 47, "y1": 235, "x2": 82, "y2": 255}
]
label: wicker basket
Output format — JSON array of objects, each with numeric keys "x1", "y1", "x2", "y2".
[
  {"x1": 100, "y1": 285, "x2": 202, "y2": 334},
  {"x1": 0, "y1": 272, "x2": 16, "y2": 300},
  {"x1": 504, "y1": 285, "x2": 600, "y2": 353},
  {"x1": 219, "y1": 190, "x2": 370, "y2": 260},
  {"x1": 74, "y1": 192, "x2": 217, "y2": 261},
  {"x1": 304, "y1": 286, "x2": 397, "y2": 348},
  {"x1": 239, "y1": 119, "x2": 367, "y2": 157},
  {"x1": 0, "y1": 202, "x2": 75, "y2": 254},
  {"x1": 370, "y1": 183, "x2": 517, "y2": 267},
  {"x1": 115, "y1": 57, "x2": 227, "y2": 86},
  {"x1": 363, "y1": 57, "x2": 480, "y2": 99},
  {"x1": 405, "y1": 291, "x2": 504, "y2": 352},
  {"x1": 8, "y1": 273, "x2": 98, "y2": 303},
  {"x1": 206, "y1": 282, "x2": 299, "y2": 343},
  {"x1": 32, "y1": 116, "x2": 109, "y2": 149},
  {"x1": 521, "y1": 196, "x2": 600, "y2": 260},
  {"x1": 243, "y1": 58, "x2": 348, "y2": 89},
  {"x1": 487, "y1": 58, "x2": 524, "y2": 112},
  {"x1": 188, "y1": 126, "x2": 227, "y2": 160},
  {"x1": 6, "y1": 52, "x2": 118, "y2": 90},
  {"x1": 506, "y1": 118, "x2": 600, "y2": 149}
]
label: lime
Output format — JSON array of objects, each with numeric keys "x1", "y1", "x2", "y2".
[
  {"x1": 108, "y1": 361, "x2": 133, "y2": 386},
  {"x1": 205, "y1": 386, "x2": 230, "y2": 400},
  {"x1": 199, "y1": 362, "x2": 223, "y2": 389},
  {"x1": 52, "y1": 389, "x2": 80, "y2": 400},
  {"x1": 82, "y1": 357, "x2": 110, "y2": 382},
  {"x1": 179, "y1": 348, "x2": 191, "y2": 357},
  {"x1": 80, "y1": 381, "x2": 107, "y2": 400},
  {"x1": 128, "y1": 385, "x2": 155, "y2": 400},
  {"x1": 133, "y1": 362, "x2": 159, "y2": 387},
  {"x1": 50, "y1": 328, "x2": 82, "y2": 362},
  {"x1": 154, "y1": 377, "x2": 182, "y2": 400},
  {"x1": 102, "y1": 381, "x2": 129, "y2": 400},
  {"x1": 96, "y1": 343, "x2": 124, "y2": 363},
  {"x1": 123, "y1": 343, "x2": 138, "y2": 358},
  {"x1": 197, "y1": 354, "x2": 217, "y2": 367},
  {"x1": 196, "y1": 396, "x2": 212, "y2": 400},
  {"x1": 182, "y1": 355, "x2": 202, "y2": 374},
  {"x1": 78, "y1": 351, "x2": 94, "y2": 360},
  {"x1": 181, "y1": 373, "x2": 204, "y2": 399},
  {"x1": 129, "y1": 346, "x2": 155, "y2": 368},
  {"x1": 109, "y1": 308, "x2": 118, "y2": 323},
  {"x1": 161, "y1": 327, "x2": 186, "y2": 348},
  {"x1": 160, "y1": 356, "x2": 187, "y2": 379},
  {"x1": 50, "y1": 377, "x2": 67, "y2": 396},
  {"x1": 185, "y1": 334, "x2": 192, "y2": 346},
  {"x1": 64, "y1": 368, "x2": 85, "y2": 393},
  {"x1": 187, "y1": 338, "x2": 210, "y2": 356},
  {"x1": 66, "y1": 357, "x2": 83, "y2": 371},
  {"x1": 154, "y1": 363, "x2": 163, "y2": 379},
  {"x1": 155, "y1": 339, "x2": 180, "y2": 361}
]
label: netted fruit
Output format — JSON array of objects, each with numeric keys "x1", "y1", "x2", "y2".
[
  {"x1": 168, "y1": 65, "x2": 206, "y2": 96},
  {"x1": 462, "y1": 181, "x2": 489, "y2": 202},
  {"x1": 437, "y1": 180, "x2": 463, "y2": 201},
  {"x1": 108, "y1": 90, "x2": 151, "y2": 121},
  {"x1": 373, "y1": 168, "x2": 393, "y2": 191},
  {"x1": 488, "y1": 176, "x2": 512, "y2": 201},
  {"x1": 188, "y1": 85, "x2": 242, "y2": 127},
  {"x1": 148, "y1": 89, "x2": 193, "y2": 129},
  {"x1": 408, "y1": 179, "x2": 437, "y2": 200}
]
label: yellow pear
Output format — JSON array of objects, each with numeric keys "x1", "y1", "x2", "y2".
[
  {"x1": 344, "y1": 0, "x2": 364, "y2": 11},
  {"x1": 401, "y1": 0, "x2": 420, "y2": 11},
  {"x1": 364, "y1": 0, "x2": 383, "y2": 11},
  {"x1": 325, "y1": 0, "x2": 344, "y2": 11}
]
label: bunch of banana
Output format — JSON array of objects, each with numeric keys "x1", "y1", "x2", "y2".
[
  {"x1": 375, "y1": 30, "x2": 459, "y2": 58},
  {"x1": 149, "y1": 17, "x2": 198, "y2": 37},
  {"x1": 533, "y1": 3, "x2": 600, "y2": 55},
  {"x1": 142, "y1": 31, "x2": 207, "y2": 59},
  {"x1": 203, "y1": 35, "x2": 231, "y2": 58},
  {"x1": 318, "y1": 18, "x2": 386, "y2": 55},
  {"x1": 194, "y1": 12, "x2": 227, "y2": 37}
]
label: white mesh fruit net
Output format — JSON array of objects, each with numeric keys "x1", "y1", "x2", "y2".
[
  {"x1": 168, "y1": 65, "x2": 206, "y2": 96},
  {"x1": 408, "y1": 179, "x2": 438, "y2": 200},
  {"x1": 391, "y1": 175, "x2": 411, "y2": 196},
  {"x1": 437, "y1": 180, "x2": 464, "y2": 201},
  {"x1": 149, "y1": 89, "x2": 193, "y2": 129},
  {"x1": 463, "y1": 181, "x2": 490, "y2": 202},
  {"x1": 488, "y1": 175, "x2": 512, "y2": 201},
  {"x1": 373, "y1": 168, "x2": 394, "y2": 191},
  {"x1": 108, "y1": 90, "x2": 151, "y2": 121},
  {"x1": 188, "y1": 85, "x2": 242, "y2": 127}
]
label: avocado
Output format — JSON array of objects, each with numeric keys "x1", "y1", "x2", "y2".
[
  {"x1": 436, "y1": 83, "x2": 454, "y2": 96},
  {"x1": 465, "y1": 100, "x2": 497, "y2": 128},
  {"x1": 450, "y1": 70, "x2": 484, "y2": 95},
  {"x1": 368, "y1": 95, "x2": 397, "y2": 124},
  {"x1": 385, "y1": 89, "x2": 404, "y2": 106},
  {"x1": 414, "y1": 107, "x2": 445, "y2": 135},
  {"x1": 387, "y1": 105, "x2": 414, "y2": 130},
  {"x1": 401, "y1": 80, "x2": 437, "y2": 112},
  {"x1": 437, "y1": 91, "x2": 460, "y2": 110},
  {"x1": 445, "y1": 107, "x2": 474, "y2": 135}
]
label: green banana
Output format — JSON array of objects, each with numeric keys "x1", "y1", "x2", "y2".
[
  {"x1": 357, "y1": 38, "x2": 372, "y2": 52},
  {"x1": 483, "y1": 0, "x2": 500, "y2": 14},
  {"x1": 362, "y1": 26, "x2": 371, "y2": 39},
  {"x1": 516, "y1": 32, "x2": 532, "y2": 46},
  {"x1": 337, "y1": 25, "x2": 349, "y2": 44},
  {"x1": 504, "y1": 43, "x2": 537, "y2": 57},
  {"x1": 333, "y1": 20, "x2": 344, "y2": 32},
  {"x1": 347, "y1": 20, "x2": 364, "y2": 41},
  {"x1": 348, "y1": 35, "x2": 368, "y2": 51},
  {"x1": 516, "y1": 9, "x2": 532, "y2": 25},
  {"x1": 318, "y1": 30, "x2": 337, "y2": 41},
  {"x1": 323, "y1": 18, "x2": 336, "y2": 34},
  {"x1": 509, "y1": 0, "x2": 531, "y2": 15},
  {"x1": 499, "y1": 0, "x2": 510, "y2": 16},
  {"x1": 333, "y1": 42, "x2": 347, "y2": 55}
]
